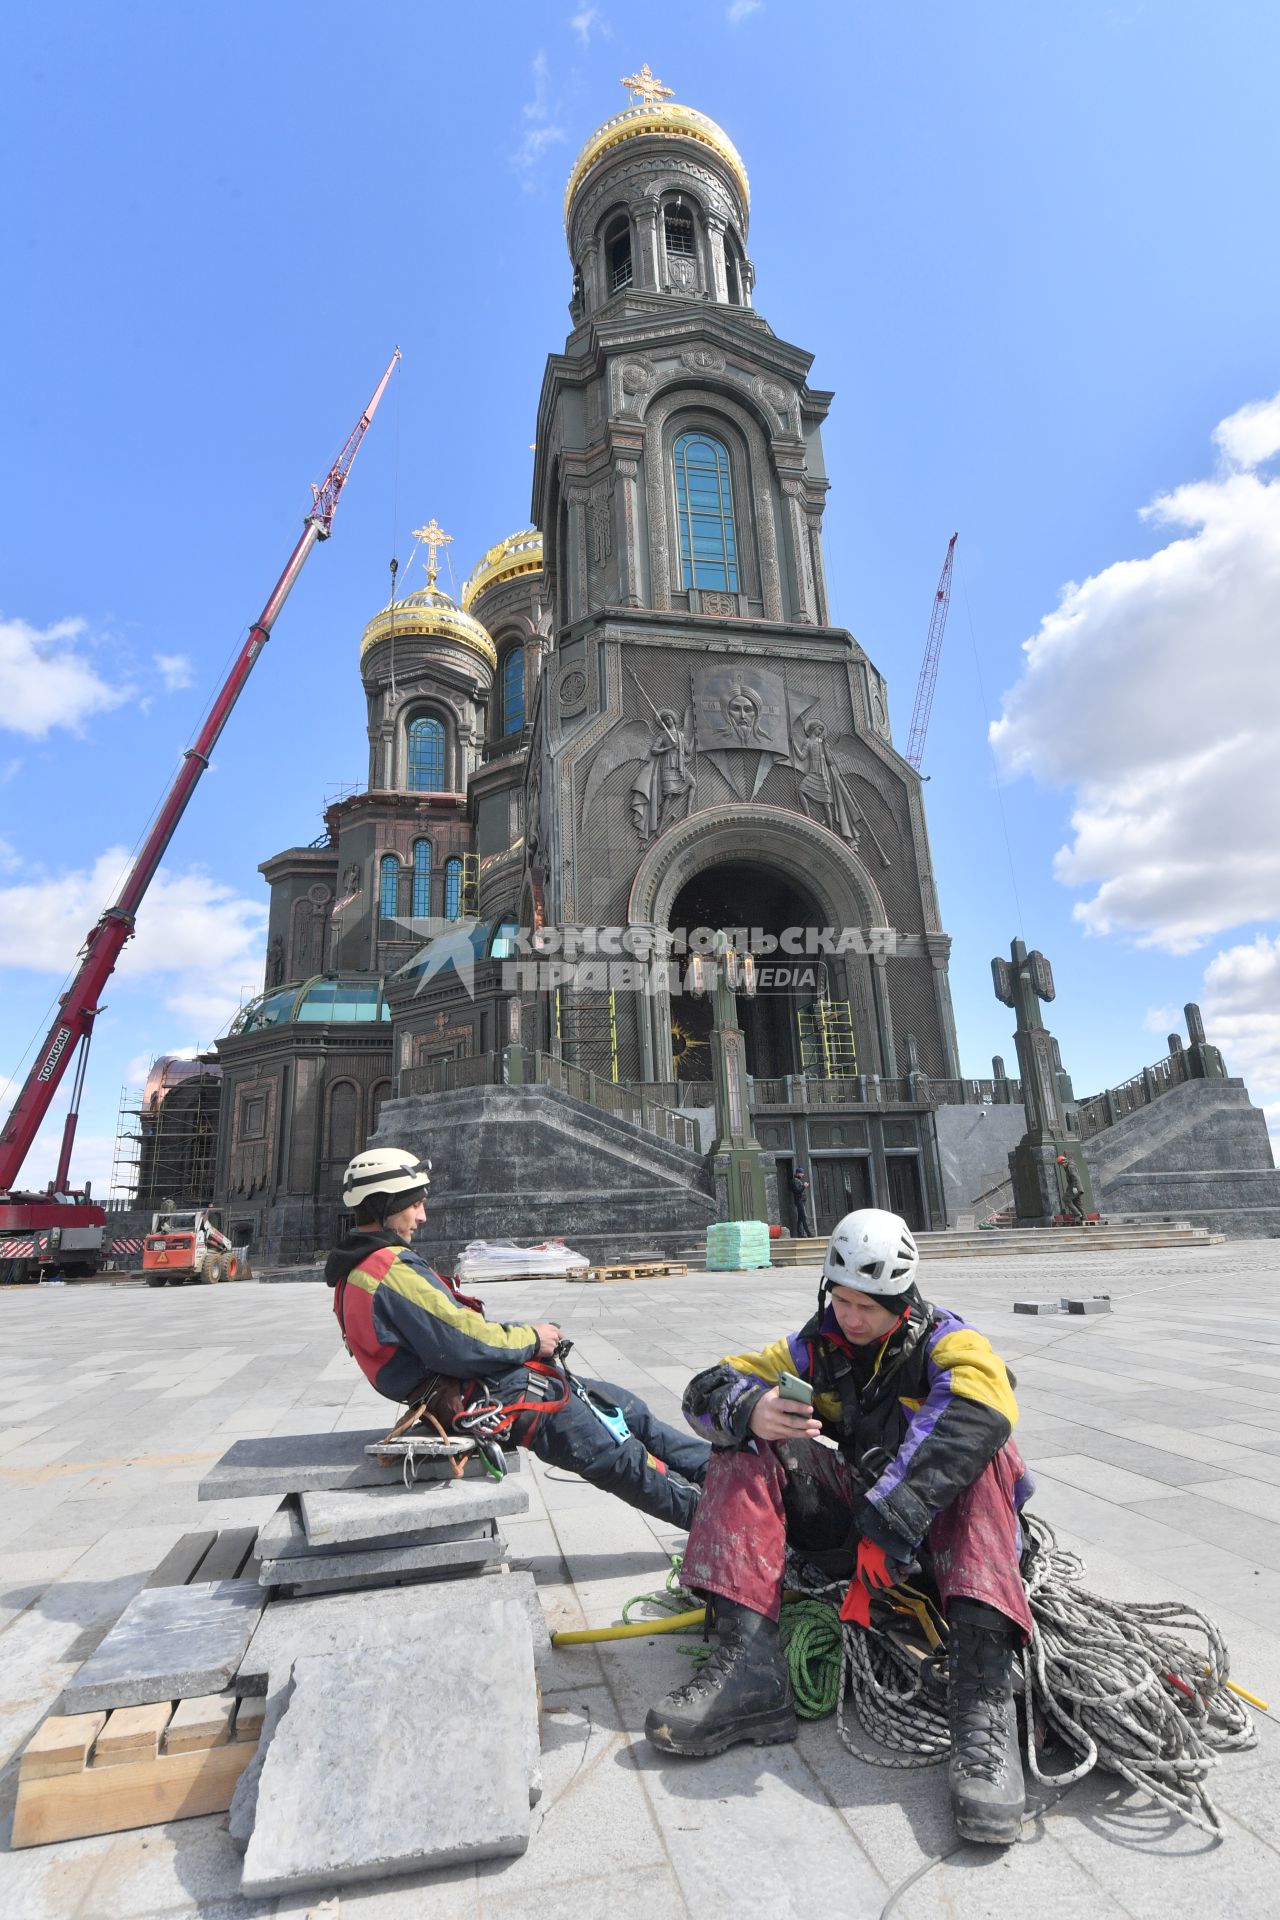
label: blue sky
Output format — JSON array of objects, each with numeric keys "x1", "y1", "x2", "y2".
[{"x1": 3, "y1": 0, "x2": 1279, "y2": 1192}]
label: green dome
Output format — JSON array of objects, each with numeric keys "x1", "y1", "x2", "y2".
[{"x1": 227, "y1": 975, "x2": 391, "y2": 1036}]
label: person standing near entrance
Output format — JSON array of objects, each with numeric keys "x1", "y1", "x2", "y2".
[{"x1": 789, "y1": 1164, "x2": 812, "y2": 1237}]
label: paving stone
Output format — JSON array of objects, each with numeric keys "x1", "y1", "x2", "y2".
[
  {"x1": 300, "y1": 1476, "x2": 528, "y2": 1548},
  {"x1": 1014, "y1": 1300, "x2": 1063, "y2": 1314},
  {"x1": 256, "y1": 1495, "x2": 499, "y2": 1560},
  {"x1": 198, "y1": 1429, "x2": 521, "y2": 1502},
  {"x1": 59, "y1": 1578, "x2": 265, "y2": 1714},
  {"x1": 259, "y1": 1530, "x2": 506, "y2": 1592},
  {"x1": 238, "y1": 1568, "x2": 550, "y2": 1698},
  {"x1": 240, "y1": 1608, "x2": 536, "y2": 1894}
]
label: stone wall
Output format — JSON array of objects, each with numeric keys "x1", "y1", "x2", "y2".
[{"x1": 1084, "y1": 1078, "x2": 1280, "y2": 1237}]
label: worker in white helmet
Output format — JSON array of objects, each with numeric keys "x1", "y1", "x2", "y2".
[
  {"x1": 326, "y1": 1147, "x2": 708, "y2": 1529},
  {"x1": 645, "y1": 1207, "x2": 1033, "y2": 1846}
]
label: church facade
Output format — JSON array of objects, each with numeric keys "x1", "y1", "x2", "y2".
[{"x1": 210, "y1": 71, "x2": 962, "y2": 1262}]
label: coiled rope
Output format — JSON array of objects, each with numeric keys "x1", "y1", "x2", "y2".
[{"x1": 624, "y1": 1518, "x2": 1257, "y2": 1833}]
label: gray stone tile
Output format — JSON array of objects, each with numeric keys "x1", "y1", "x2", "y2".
[
  {"x1": 58, "y1": 1578, "x2": 264, "y2": 1714},
  {"x1": 241, "y1": 1612, "x2": 536, "y2": 1894},
  {"x1": 300, "y1": 1475, "x2": 529, "y2": 1547},
  {"x1": 199, "y1": 1429, "x2": 522, "y2": 1501},
  {"x1": 259, "y1": 1531, "x2": 505, "y2": 1592}
]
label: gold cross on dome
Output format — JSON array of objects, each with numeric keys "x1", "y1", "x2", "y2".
[
  {"x1": 412, "y1": 518, "x2": 453, "y2": 590},
  {"x1": 620, "y1": 64, "x2": 674, "y2": 107}
]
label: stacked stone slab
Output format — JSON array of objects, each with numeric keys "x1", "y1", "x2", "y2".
[
  {"x1": 255, "y1": 1476, "x2": 530, "y2": 1596},
  {"x1": 238, "y1": 1585, "x2": 542, "y2": 1895}
]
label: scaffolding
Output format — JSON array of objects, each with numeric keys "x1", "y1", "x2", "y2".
[
  {"x1": 798, "y1": 1000, "x2": 858, "y2": 1079},
  {"x1": 109, "y1": 1058, "x2": 223, "y2": 1208}
]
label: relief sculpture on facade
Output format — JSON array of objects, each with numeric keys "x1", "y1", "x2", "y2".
[{"x1": 790, "y1": 703, "x2": 891, "y2": 866}]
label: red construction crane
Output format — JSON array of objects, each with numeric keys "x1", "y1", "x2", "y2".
[
  {"x1": 0, "y1": 350, "x2": 400, "y2": 1280},
  {"x1": 904, "y1": 532, "x2": 958, "y2": 772}
]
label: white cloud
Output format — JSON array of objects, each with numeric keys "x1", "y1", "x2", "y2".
[
  {"x1": 513, "y1": 50, "x2": 567, "y2": 183},
  {"x1": 728, "y1": 0, "x2": 763, "y2": 20},
  {"x1": 0, "y1": 847, "x2": 267, "y2": 1038},
  {"x1": 991, "y1": 391, "x2": 1280, "y2": 953},
  {"x1": 0, "y1": 613, "x2": 133, "y2": 739},
  {"x1": 1213, "y1": 393, "x2": 1280, "y2": 471},
  {"x1": 155, "y1": 652, "x2": 194, "y2": 693},
  {"x1": 1201, "y1": 935, "x2": 1280, "y2": 1102},
  {"x1": 568, "y1": 6, "x2": 606, "y2": 45}
]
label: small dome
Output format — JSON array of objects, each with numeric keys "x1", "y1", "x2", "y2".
[
  {"x1": 564, "y1": 69, "x2": 749, "y2": 232},
  {"x1": 360, "y1": 583, "x2": 497, "y2": 669},
  {"x1": 227, "y1": 976, "x2": 391, "y2": 1037},
  {"x1": 461, "y1": 529, "x2": 544, "y2": 612},
  {"x1": 361, "y1": 518, "x2": 497, "y2": 668}
]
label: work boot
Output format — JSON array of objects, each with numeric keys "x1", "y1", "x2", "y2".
[
  {"x1": 946, "y1": 1603, "x2": 1026, "y2": 1844},
  {"x1": 645, "y1": 1599, "x2": 797, "y2": 1756}
]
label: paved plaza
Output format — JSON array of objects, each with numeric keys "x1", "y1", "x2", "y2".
[{"x1": 2, "y1": 1239, "x2": 1279, "y2": 1918}]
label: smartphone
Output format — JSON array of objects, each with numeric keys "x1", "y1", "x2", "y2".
[{"x1": 776, "y1": 1371, "x2": 814, "y2": 1404}]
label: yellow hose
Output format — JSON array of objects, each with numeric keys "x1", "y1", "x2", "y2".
[
  {"x1": 1221, "y1": 1675, "x2": 1269, "y2": 1711},
  {"x1": 552, "y1": 1606, "x2": 706, "y2": 1645}
]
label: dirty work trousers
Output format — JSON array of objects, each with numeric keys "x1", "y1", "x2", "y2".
[
  {"x1": 680, "y1": 1436, "x2": 1033, "y2": 1638},
  {"x1": 519, "y1": 1373, "x2": 709, "y2": 1532}
]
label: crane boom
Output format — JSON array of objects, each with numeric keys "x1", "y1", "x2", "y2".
[
  {"x1": 0, "y1": 350, "x2": 400, "y2": 1196},
  {"x1": 904, "y1": 532, "x2": 958, "y2": 772}
]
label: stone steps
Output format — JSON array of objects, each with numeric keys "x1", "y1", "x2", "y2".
[{"x1": 768, "y1": 1222, "x2": 1224, "y2": 1265}]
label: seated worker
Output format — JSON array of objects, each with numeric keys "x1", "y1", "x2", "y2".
[
  {"x1": 326, "y1": 1147, "x2": 708, "y2": 1530},
  {"x1": 645, "y1": 1207, "x2": 1033, "y2": 1846}
]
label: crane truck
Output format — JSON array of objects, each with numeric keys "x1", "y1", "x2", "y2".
[{"x1": 0, "y1": 352, "x2": 399, "y2": 1285}]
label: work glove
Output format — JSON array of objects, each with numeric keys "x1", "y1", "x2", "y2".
[{"x1": 838, "y1": 1537, "x2": 905, "y2": 1626}]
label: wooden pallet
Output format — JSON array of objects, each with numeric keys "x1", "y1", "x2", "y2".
[
  {"x1": 11, "y1": 1523, "x2": 265, "y2": 1847},
  {"x1": 571, "y1": 1260, "x2": 691, "y2": 1285},
  {"x1": 12, "y1": 1692, "x2": 264, "y2": 1846},
  {"x1": 145, "y1": 1524, "x2": 259, "y2": 1588}
]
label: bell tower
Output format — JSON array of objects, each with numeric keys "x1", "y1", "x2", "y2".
[{"x1": 524, "y1": 69, "x2": 961, "y2": 1099}]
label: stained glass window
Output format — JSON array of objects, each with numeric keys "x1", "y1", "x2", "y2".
[
  {"x1": 411, "y1": 838, "x2": 432, "y2": 918},
  {"x1": 444, "y1": 856, "x2": 463, "y2": 921},
  {"x1": 378, "y1": 854, "x2": 399, "y2": 922},
  {"x1": 407, "y1": 715, "x2": 445, "y2": 791},
  {"x1": 500, "y1": 649, "x2": 524, "y2": 736},
  {"x1": 674, "y1": 432, "x2": 739, "y2": 592}
]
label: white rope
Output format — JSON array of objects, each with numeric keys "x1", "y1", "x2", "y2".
[{"x1": 835, "y1": 1513, "x2": 1257, "y2": 1833}]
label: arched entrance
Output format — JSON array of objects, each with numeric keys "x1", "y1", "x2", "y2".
[
  {"x1": 627, "y1": 804, "x2": 894, "y2": 1086},
  {"x1": 667, "y1": 862, "x2": 819, "y2": 1080}
]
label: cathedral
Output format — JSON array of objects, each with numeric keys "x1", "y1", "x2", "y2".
[{"x1": 210, "y1": 69, "x2": 964, "y2": 1264}]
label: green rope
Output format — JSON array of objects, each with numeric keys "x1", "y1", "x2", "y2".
[
  {"x1": 621, "y1": 1556, "x2": 845, "y2": 1719},
  {"x1": 780, "y1": 1596, "x2": 844, "y2": 1719}
]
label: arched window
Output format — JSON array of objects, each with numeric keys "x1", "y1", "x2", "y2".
[
  {"x1": 378, "y1": 854, "x2": 399, "y2": 922},
  {"x1": 605, "y1": 214, "x2": 632, "y2": 292},
  {"x1": 407, "y1": 715, "x2": 445, "y2": 792},
  {"x1": 674, "y1": 432, "x2": 740, "y2": 592},
  {"x1": 664, "y1": 205, "x2": 696, "y2": 257},
  {"x1": 500, "y1": 648, "x2": 524, "y2": 736},
  {"x1": 326, "y1": 1081, "x2": 359, "y2": 1163},
  {"x1": 369, "y1": 1080, "x2": 391, "y2": 1136},
  {"x1": 724, "y1": 234, "x2": 745, "y2": 306},
  {"x1": 444, "y1": 857, "x2": 463, "y2": 921},
  {"x1": 411, "y1": 838, "x2": 432, "y2": 919}
]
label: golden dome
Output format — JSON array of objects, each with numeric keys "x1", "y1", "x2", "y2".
[
  {"x1": 564, "y1": 70, "x2": 749, "y2": 231},
  {"x1": 360, "y1": 583, "x2": 497, "y2": 668},
  {"x1": 461, "y1": 529, "x2": 544, "y2": 611}
]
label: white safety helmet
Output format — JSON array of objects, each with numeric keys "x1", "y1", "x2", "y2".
[
  {"x1": 821, "y1": 1208, "x2": 919, "y2": 1297},
  {"x1": 341, "y1": 1147, "x2": 431, "y2": 1212}
]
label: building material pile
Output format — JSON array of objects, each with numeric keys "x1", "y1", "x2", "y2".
[
  {"x1": 705, "y1": 1219, "x2": 771, "y2": 1271},
  {"x1": 14, "y1": 1425, "x2": 548, "y2": 1892}
]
